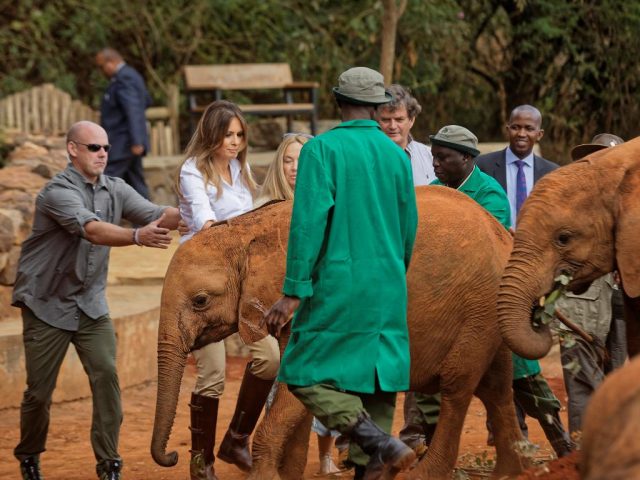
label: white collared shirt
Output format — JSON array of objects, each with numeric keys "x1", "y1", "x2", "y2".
[
  {"x1": 405, "y1": 138, "x2": 435, "y2": 186},
  {"x1": 179, "y1": 157, "x2": 253, "y2": 243},
  {"x1": 505, "y1": 147, "x2": 534, "y2": 226}
]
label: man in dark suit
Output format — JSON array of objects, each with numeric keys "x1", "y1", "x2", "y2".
[
  {"x1": 477, "y1": 105, "x2": 573, "y2": 457},
  {"x1": 476, "y1": 104, "x2": 558, "y2": 228},
  {"x1": 96, "y1": 48, "x2": 152, "y2": 199}
]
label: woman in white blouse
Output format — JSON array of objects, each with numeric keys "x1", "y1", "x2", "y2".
[{"x1": 177, "y1": 100, "x2": 280, "y2": 480}]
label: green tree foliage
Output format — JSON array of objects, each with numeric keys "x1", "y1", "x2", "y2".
[{"x1": 1, "y1": 0, "x2": 638, "y2": 160}]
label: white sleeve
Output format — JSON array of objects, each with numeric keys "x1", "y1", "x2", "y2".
[{"x1": 180, "y1": 164, "x2": 217, "y2": 232}]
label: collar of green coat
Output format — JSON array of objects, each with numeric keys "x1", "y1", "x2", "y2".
[{"x1": 332, "y1": 119, "x2": 381, "y2": 130}]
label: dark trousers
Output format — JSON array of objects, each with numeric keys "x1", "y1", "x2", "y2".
[
  {"x1": 105, "y1": 154, "x2": 150, "y2": 199},
  {"x1": 289, "y1": 383, "x2": 396, "y2": 466},
  {"x1": 14, "y1": 308, "x2": 122, "y2": 464},
  {"x1": 511, "y1": 374, "x2": 572, "y2": 455}
]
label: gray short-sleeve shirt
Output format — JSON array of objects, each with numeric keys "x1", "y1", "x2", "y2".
[{"x1": 12, "y1": 164, "x2": 165, "y2": 330}]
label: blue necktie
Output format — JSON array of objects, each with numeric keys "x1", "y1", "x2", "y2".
[{"x1": 515, "y1": 160, "x2": 527, "y2": 214}]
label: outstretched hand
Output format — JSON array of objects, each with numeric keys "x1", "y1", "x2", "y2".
[
  {"x1": 138, "y1": 213, "x2": 172, "y2": 248},
  {"x1": 262, "y1": 295, "x2": 300, "y2": 338}
]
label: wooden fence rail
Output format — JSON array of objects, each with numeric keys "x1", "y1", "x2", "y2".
[{"x1": 0, "y1": 83, "x2": 180, "y2": 156}]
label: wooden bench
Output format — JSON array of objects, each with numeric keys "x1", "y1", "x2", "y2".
[{"x1": 184, "y1": 63, "x2": 319, "y2": 135}]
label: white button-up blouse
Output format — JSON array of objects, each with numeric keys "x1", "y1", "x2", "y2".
[{"x1": 178, "y1": 157, "x2": 253, "y2": 243}]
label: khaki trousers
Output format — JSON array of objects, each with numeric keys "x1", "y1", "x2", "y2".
[
  {"x1": 192, "y1": 334, "x2": 280, "y2": 397},
  {"x1": 289, "y1": 383, "x2": 396, "y2": 466}
]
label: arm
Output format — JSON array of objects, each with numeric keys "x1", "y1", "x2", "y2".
[
  {"x1": 84, "y1": 215, "x2": 172, "y2": 248},
  {"x1": 403, "y1": 177, "x2": 419, "y2": 271},
  {"x1": 264, "y1": 146, "x2": 334, "y2": 336}
]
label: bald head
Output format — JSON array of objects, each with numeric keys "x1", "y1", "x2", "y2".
[
  {"x1": 66, "y1": 121, "x2": 107, "y2": 146},
  {"x1": 95, "y1": 48, "x2": 123, "y2": 78},
  {"x1": 509, "y1": 105, "x2": 542, "y2": 128}
]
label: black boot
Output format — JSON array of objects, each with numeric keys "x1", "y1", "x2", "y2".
[
  {"x1": 96, "y1": 459, "x2": 122, "y2": 480},
  {"x1": 20, "y1": 457, "x2": 43, "y2": 480},
  {"x1": 348, "y1": 413, "x2": 416, "y2": 480},
  {"x1": 190, "y1": 393, "x2": 219, "y2": 480},
  {"x1": 217, "y1": 362, "x2": 275, "y2": 471}
]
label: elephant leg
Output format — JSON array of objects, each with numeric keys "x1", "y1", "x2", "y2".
[
  {"x1": 278, "y1": 409, "x2": 313, "y2": 479},
  {"x1": 475, "y1": 345, "x2": 527, "y2": 478},
  {"x1": 406, "y1": 388, "x2": 474, "y2": 480},
  {"x1": 249, "y1": 382, "x2": 307, "y2": 480}
]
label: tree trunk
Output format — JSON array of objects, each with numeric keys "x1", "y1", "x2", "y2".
[{"x1": 380, "y1": 0, "x2": 407, "y2": 84}]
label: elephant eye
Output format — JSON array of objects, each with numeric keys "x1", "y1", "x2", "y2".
[
  {"x1": 191, "y1": 293, "x2": 211, "y2": 311},
  {"x1": 556, "y1": 232, "x2": 571, "y2": 247}
]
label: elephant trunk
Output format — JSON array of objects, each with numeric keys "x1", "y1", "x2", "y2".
[
  {"x1": 498, "y1": 245, "x2": 554, "y2": 360},
  {"x1": 150, "y1": 339, "x2": 188, "y2": 467}
]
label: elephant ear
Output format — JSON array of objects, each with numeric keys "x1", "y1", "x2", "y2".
[
  {"x1": 237, "y1": 229, "x2": 289, "y2": 345},
  {"x1": 616, "y1": 167, "x2": 640, "y2": 298}
]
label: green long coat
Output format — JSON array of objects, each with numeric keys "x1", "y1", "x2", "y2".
[{"x1": 278, "y1": 119, "x2": 418, "y2": 393}]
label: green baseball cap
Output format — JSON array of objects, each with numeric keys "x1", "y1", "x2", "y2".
[
  {"x1": 332, "y1": 67, "x2": 392, "y2": 106},
  {"x1": 429, "y1": 125, "x2": 480, "y2": 157}
]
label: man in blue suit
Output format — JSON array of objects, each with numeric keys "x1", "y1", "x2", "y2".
[{"x1": 96, "y1": 48, "x2": 152, "y2": 198}]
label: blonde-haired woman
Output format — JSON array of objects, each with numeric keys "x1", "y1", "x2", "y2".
[
  {"x1": 255, "y1": 133, "x2": 310, "y2": 206},
  {"x1": 178, "y1": 100, "x2": 280, "y2": 480}
]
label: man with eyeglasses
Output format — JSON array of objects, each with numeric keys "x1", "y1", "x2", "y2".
[
  {"x1": 12, "y1": 121, "x2": 180, "y2": 480},
  {"x1": 96, "y1": 47, "x2": 152, "y2": 199},
  {"x1": 476, "y1": 106, "x2": 573, "y2": 457}
]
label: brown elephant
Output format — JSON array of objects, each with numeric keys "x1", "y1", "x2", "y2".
[
  {"x1": 579, "y1": 355, "x2": 640, "y2": 479},
  {"x1": 497, "y1": 138, "x2": 640, "y2": 361},
  {"x1": 150, "y1": 186, "x2": 527, "y2": 479}
]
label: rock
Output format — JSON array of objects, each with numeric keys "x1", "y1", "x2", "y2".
[
  {"x1": 0, "y1": 190, "x2": 36, "y2": 226},
  {"x1": 8, "y1": 141, "x2": 48, "y2": 161},
  {"x1": 0, "y1": 245, "x2": 21, "y2": 285},
  {"x1": 0, "y1": 209, "x2": 28, "y2": 248},
  {"x1": 0, "y1": 213, "x2": 13, "y2": 252},
  {"x1": 0, "y1": 284, "x2": 19, "y2": 319},
  {"x1": 0, "y1": 165, "x2": 48, "y2": 194}
]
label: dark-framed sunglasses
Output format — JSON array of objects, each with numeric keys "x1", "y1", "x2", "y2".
[{"x1": 72, "y1": 141, "x2": 111, "y2": 153}]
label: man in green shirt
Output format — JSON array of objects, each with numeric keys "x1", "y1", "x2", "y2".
[
  {"x1": 264, "y1": 67, "x2": 418, "y2": 479},
  {"x1": 406, "y1": 125, "x2": 572, "y2": 458}
]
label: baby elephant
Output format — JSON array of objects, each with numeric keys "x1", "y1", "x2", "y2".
[{"x1": 580, "y1": 351, "x2": 640, "y2": 480}]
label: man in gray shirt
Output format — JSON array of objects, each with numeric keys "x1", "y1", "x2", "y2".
[{"x1": 12, "y1": 121, "x2": 179, "y2": 480}]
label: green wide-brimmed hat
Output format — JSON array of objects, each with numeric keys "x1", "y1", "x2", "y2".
[
  {"x1": 429, "y1": 125, "x2": 480, "y2": 157},
  {"x1": 332, "y1": 67, "x2": 392, "y2": 106},
  {"x1": 570, "y1": 133, "x2": 624, "y2": 161}
]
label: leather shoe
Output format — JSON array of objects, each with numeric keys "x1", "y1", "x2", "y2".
[{"x1": 20, "y1": 457, "x2": 43, "y2": 480}]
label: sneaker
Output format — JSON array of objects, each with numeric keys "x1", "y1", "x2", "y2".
[{"x1": 20, "y1": 457, "x2": 43, "y2": 480}]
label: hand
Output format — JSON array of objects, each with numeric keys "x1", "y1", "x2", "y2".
[
  {"x1": 177, "y1": 219, "x2": 190, "y2": 237},
  {"x1": 131, "y1": 144, "x2": 145, "y2": 156},
  {"x1": 261, "y1": 295, "x2": 300, "y2": 338},
  {"x1": 137, "y1": 213, "x2": 172, "y2": 248}
]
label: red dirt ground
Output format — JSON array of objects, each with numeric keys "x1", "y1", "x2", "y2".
[{"x1": 0, "y1": 353, "x2": 579, "y2": 480}]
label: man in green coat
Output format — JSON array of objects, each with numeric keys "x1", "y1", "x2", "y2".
[
  {"x1": 264, "y1": 67, "x2": 418, "y2": 479},
  {"x1": 404, "y1": 125, "x2": 572, "y2": 458}
]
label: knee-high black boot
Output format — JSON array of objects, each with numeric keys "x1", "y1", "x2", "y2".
[
  {"x1": 217, "y1": 362, "x2": 275, "y2": 471},
  {"x1": 189, "y1": 393, "x2": 219, "y2": 480}
]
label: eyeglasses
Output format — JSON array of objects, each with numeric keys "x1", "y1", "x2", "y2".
[
  {"x1": 282, "y1": 132, "x2": 314, "y2": 140},
  {"x1": 72, "y1": 141, "x2": 111, "y2": 153}
]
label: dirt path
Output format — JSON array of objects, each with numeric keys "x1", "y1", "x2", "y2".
[{"x1": 0, "y1": 353, "x2": 572, "y2": 480}]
